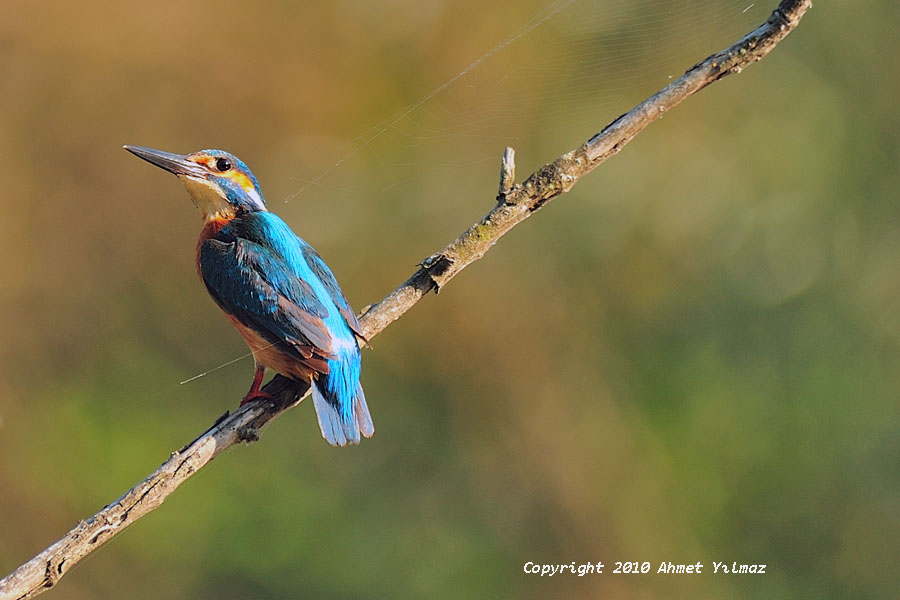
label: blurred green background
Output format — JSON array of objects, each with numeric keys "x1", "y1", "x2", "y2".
[{"x1": 1, "y1": 0, "x2": 897, "y2": 598}]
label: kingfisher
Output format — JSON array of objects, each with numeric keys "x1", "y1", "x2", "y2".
[{"x1": 124, "y1": 145, "x2": 373, "y2": 446}]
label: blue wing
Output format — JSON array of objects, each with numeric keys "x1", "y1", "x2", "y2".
[
  {"x1": 301, "y1": 245, "x2": 366, "y2": 342},
  {"x1": 199, "y1": 236, "x2": 335, "y2": 362},
  {"x1": 201, "y1": 212, "x2": 373, "y2": 446}
]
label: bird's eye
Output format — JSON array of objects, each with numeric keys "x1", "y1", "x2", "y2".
[{"x1": 215, "y1": 157, "x2": 232, "y2": 172}]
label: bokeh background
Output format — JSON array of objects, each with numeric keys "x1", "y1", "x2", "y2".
[{"x1": 1, "y1": 1, "x2": 897, "y2": 598}]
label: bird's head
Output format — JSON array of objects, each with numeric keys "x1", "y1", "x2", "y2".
[{"x1": 124, "y1": 146, "x2": 267, "y2": 221}]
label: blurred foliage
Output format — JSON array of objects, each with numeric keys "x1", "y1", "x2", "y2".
[{"x1": 1, "y1": 1, "x2": 898, "y2": 599}]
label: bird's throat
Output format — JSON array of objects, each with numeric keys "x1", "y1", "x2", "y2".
[{"x1": 181, "y1": 176, "x2": 236, "y2": 221}]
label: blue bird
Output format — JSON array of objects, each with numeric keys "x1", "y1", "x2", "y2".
[{"x1": 124, "y1": 145, "x2": 373, "y2": 446}]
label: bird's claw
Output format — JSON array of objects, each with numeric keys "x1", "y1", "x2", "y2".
[{"x1": 239, "y1": 390, "x2": 274, "y2": 407}]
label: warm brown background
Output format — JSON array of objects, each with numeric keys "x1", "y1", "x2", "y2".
[{"x1": 1, "y1": 1, "x2": 896, "y2": 598}]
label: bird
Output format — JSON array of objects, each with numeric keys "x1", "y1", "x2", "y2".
[{"x1": 124, "y1": 145, "x2": 373, "y2": 446}]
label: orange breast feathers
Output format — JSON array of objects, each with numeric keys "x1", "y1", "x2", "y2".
[{"x1": 224, "y1": 313, "x2": 321, "y2": 382}]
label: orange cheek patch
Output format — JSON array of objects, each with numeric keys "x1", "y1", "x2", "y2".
[{"x1": 228, "y1": 172, "x2": 254, "y2": 193}]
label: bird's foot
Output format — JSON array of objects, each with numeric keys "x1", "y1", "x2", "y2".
[{"x1": 239, "y1": 390, "x2": 274, "y2": 407}]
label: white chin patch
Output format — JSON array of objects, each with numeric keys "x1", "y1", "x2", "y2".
[{"x1": 181, "y1": 176, "x2": 232, "y2": 220}]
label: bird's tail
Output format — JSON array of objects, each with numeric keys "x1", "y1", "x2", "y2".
[{"x1": 311, "y1": 378, "x2": 374, "y2": 447}]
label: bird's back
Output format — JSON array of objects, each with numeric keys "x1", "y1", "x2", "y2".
[{"x1": 198, "y1": 211, "x2": 372, "y2": 445}]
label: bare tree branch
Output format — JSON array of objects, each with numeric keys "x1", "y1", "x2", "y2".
[{"x1": 0, "y1": 2, "x2": 811, "y2": 598}]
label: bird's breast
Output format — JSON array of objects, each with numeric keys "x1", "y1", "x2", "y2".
[{"x1": 225, "y1": 313, "x2": 319, "y2": 381}]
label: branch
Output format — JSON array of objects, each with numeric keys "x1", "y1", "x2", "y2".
[{"x1": 0, "y1": 2, "x2": 811, "y2": 598}]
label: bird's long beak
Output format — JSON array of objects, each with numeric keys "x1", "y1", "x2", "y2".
[{"x1": 123, "y1": 145, "x2": 206, "y2": 178}]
